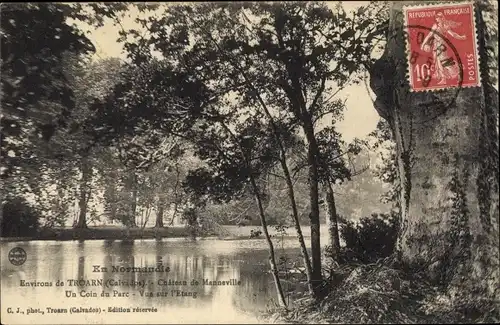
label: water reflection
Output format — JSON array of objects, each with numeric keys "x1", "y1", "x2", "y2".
[{"x1": 1, "y1": 237, "x2": 310, "y2": 324}]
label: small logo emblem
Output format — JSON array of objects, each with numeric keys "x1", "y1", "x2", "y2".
[{"x1": 8, "y1": 247, "x2": 27, "y2": 266}]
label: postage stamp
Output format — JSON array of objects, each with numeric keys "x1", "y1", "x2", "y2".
[{"x1": 403, "y1": 2, "x2": 481, "y2": 92}]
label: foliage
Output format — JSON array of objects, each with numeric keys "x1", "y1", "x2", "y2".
[
  {"x1": 2, "y1": 51, "x2": 125, "y2": 228},
  {"x1": 250, "y1": 228, "x2": 263, "y2": 238},
  {"x1": 316, "y1": 126, "x2": 359, "y2": 186},
  {"x1": 1, "y1": 197, "x2": 41, "y2": 237},
  {"x1": 369, "y1": 119, "x2": 399, "y2": 209},
  {"x1": 85, "y1": 56, "x2": 209, "y2": 228},
  {"x1": 333, "y1": 147, "x2": 392, "y2": 219},
  {"x1": 102, "y1": 3, "x2": 391, "y2": 296},
  {"x1": 264, "y1": 160, "x2": 311, "y2": 225},
  {"x1": 182, "y1": 206, "x2": 199, "y2": 238},
  {"x1": 1, "y1": 3, "x2": 95, "y2": 178},
  {"x1": 339, "y1": 212, "x2": 400, "y2": 263},
  {"x1": 118, "y1": 0, "x2": 387, "y2": 198}
]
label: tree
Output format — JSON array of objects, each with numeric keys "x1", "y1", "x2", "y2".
[
  {"x1": 0, "y1": 4, "x2": 144, "y2": 230},
  {"x1": 89, "y1": 56, "x2": 213, "y2": 228},
  {"x1": 61, "y1": 57, "x2": 123, "y2": 228},
  {"x1": 93, "y1": 49, "x2": 291, "y2": 304},
  {"x1": 182, "y1": 114, "x2": 290, "y2": 307},
  {"x1": 1, "y1": 3, "x2": 94, "y2": 178},
  {"x1": 119, "y1": 1, "x2": 386, "y2": 299},
  {"x1": 136, "y1": 140, "x2": 189, "y2": 229},
  {"x1": 1, "y1": 197, "x2": 41, "y2": 237},
  {"x1": 369, "y1": 1, "x2": 499, "y2": 298}
]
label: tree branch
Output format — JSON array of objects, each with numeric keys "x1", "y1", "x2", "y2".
[
  {"x1": 309, "y1": 75, "x2": 327, "y2": 114},
  {"x1": 313, "y1": 97, "x2": 348, "y2": 126}
]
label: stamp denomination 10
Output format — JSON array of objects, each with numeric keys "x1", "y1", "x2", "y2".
[{"x1": 404, "y1": 2, "x2": 480, "y2": 91}]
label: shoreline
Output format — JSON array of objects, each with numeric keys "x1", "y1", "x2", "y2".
[
  {"x1": 1, "y1": 226, "x2": 206, "y2": 243},
  {"x1": 0, "y1": 225, "x2": 313, "y2": 243}
]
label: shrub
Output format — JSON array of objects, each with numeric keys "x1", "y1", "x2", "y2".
[
  {"x1": 250, "y1": 228, "x2": 262, "y2": 238},
  {"x1": 1, "y1": 197, "x2": 41, "y2": 237},
  {"x1": 339, "y1": 211, "x2": 400, "y2": 263}
]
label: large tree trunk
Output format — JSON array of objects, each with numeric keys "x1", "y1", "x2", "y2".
[
  {"x1": 325, "y1": 181, "x2": 341, "y2": 260},
  {"x1": 370, "y1": 2, "x2": 499, "y2": 297},
  {"x1": 75, "y1": 155, "x2": 92, "y2": 229}
]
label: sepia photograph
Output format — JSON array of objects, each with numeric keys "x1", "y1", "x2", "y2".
[{"x1": 1, "y1": 1, "x2": 499, "y2": 324}]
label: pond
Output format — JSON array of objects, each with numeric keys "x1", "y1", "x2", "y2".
[{"x1": 1, "y1": 228, "x2": 331, "y2": 324}]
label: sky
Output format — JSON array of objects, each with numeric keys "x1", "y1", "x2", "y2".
[{"x1": 78, "y1": 2, "x2": 381, "y2": 143}]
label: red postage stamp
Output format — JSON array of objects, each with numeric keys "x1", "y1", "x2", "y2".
[{"x1": 403, "y1": 2, "x2": 480, "y2": 91}]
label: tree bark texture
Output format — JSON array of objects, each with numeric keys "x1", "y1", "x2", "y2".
[
  {"x1": 325, "y1": 181, "x2": 341, "y2": 260},
  {"x1": 302, "y1": 118, "x2": 324, "y2": 299},
  {"x1": 369, "y1": 1, "x2": 499, "y2": 297}
]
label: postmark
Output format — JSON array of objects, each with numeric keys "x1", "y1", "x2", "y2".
[
  {"x1": 403, "y1": 2, "x2": 481, "y2": 92},
  {"x1": 365, "y1": 22, "x2": 465, "y2": 125},
  {"x1": 8, "y1": 247, "x2": 27, "y2": 266}
]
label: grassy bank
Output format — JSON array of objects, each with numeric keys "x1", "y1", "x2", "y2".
[{"x1": 263, "y1": 259, "x2": 500, "y2": 324}]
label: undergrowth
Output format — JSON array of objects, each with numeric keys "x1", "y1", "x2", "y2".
[
  {"x1": 263, "y1": 208, "x2": 499, "y2": 324},
  {"x1": 263, "y1": 257, "x2": 500, "y2": 324}
]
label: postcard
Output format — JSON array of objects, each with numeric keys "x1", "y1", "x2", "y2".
[{"x1": 1, "y1": 1, "x2": 498, "y2": 324}]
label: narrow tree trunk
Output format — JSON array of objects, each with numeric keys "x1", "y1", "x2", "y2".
[
  {"x1": 107, "y1": 168, "x2": 118, "y2": 221},
  {"x1": 218, "y1": 103, "x2": 315, "y2": 297},
  {"x1": 141, "y1": 206, "x2": 150, "y2": 229},
  {"x1": 75, "y1": 155, "x2": 91, "y2": 229},
  {"x1": 218, "y1": 120, "x2": 287, "y2": 307},
  {"x1": 249, "y1": 176, "x2": 288, "y2": 308},
  {"x1": 130, "y1": 171, "x2": 138, "y2": 228},
  {"x1": 155, "y1": 203, "x2": 164, "y2": 228},
  {"x1": 325, "y1": 181, "x2": 341, "y2": 260},
  {"x1": 279, "y1": 157, "x2": 315, "y2": 296},
  {"x1": 303, "y1": 119, "x2": 323, "y2": 298},
  {"x1": 370, "y1": 1, "x2": 499, "y2": 297}
]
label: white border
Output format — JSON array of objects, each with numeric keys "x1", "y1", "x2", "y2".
[{"x1": 402, "y1": 1, "x2": 481, "y2": 92}]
